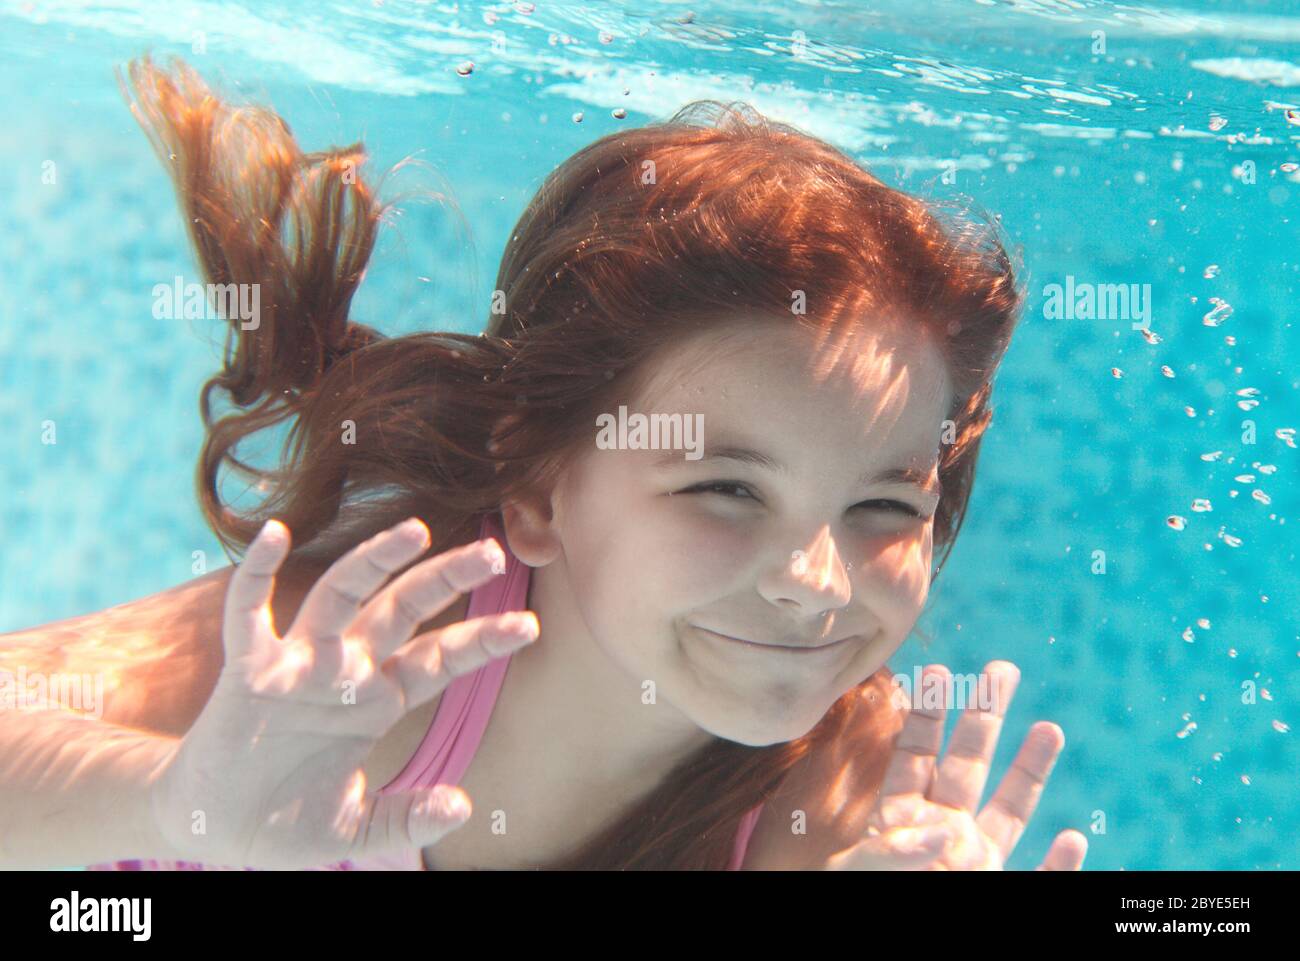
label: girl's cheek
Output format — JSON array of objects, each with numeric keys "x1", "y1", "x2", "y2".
[{"x1": 856, "y1": 526, "x2": 934, "y2": 613}]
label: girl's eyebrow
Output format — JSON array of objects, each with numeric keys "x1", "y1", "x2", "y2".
[{"x1": 654, "y1": 442, "x2": 941, "y2": 496}]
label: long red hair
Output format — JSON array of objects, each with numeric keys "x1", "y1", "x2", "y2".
[{"x1": 119, "y1": 55, "x2": 1025, "y2": 869}]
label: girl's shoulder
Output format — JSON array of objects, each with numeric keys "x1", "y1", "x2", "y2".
[{"x1": 743, "y1": 669, "x2": 907, "y2": 869}]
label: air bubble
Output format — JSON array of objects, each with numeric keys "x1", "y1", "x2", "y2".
[{"x1": 1202, "y1": 298, "x2": 1233, "y2": 326}]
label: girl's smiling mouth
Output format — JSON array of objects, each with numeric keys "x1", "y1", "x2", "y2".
[{"x1": 688, "y1": 623, "x2": 866, "y2": 655}]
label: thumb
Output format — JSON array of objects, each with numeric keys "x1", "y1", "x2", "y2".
[
  {"x1": 357, "y1": 785, "x2": 473, "y2": 857},
  {"x1": 826, "y1": 825, "x2": 952, "y2": 871}
]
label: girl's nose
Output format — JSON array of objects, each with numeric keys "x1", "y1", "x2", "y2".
[{"x1": 756, "y1": 525, "x2": 852, "y2": 619}]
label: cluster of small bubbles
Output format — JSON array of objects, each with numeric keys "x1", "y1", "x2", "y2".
[
  {"x1": 1201, "y1": 450, "x2": 1223, "y2": 461},
  {"x1": 1236, "y1": 387, "x2": 1260, "y2": 411},
  {"x1": 1191, "y1": 498, "x2": 1213, "y2": 512},
  {"x1": 1110, "y1": 367, "x2": 1123, "y2": 378},
  {"x1": 1202, "y1": 298, "x2": 1233, "y2": 326},
  {"x1": 1167, "y1": 515, "x2": 1188, "y2": 530},
  {"x1": 1203, "y1": 264, "x2": 1220, "y2": 279},
  {"x1": 1140, "y1": 327, "x2": 1162, "y2": 345},
  {"x1": 1176, "y1": 719, "x2": 1198, "y2": 738},
  {"x1": 1161, "y1": 365, "x2": 1176, "y2": 378}
]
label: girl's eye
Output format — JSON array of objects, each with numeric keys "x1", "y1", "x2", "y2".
[
  {"x1": 678, "y1": 482, "x2": 927, "y2": 519},
  {"x1": 680, "y1": 481, "x2": 758, "y2": 501}
]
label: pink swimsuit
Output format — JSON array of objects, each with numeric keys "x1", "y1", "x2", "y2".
[{"x1": 90, "y1": 512, "x2": 764, "y2": 871}]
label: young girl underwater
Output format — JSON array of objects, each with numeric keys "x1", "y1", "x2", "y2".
[{"x1": 0, "y1": 56, "x2": 1087, "y2": 872}]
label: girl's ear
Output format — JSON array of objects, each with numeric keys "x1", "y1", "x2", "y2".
[{"x1": 499, "y1": 490, "x2": 563, "y2": 567}]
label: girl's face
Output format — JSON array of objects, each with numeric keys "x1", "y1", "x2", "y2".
[{"x1": 544, "y1": 316, "x2": 954, "y2": 746}]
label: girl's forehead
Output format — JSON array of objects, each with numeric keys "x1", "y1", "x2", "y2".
[{"x1": 634, "y1": 317, "x2": 951, "y2": 412}]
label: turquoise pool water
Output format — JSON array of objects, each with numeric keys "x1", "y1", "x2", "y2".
[{"x1": 0, "y1": 0, "x2": 1296, "y2": 870}]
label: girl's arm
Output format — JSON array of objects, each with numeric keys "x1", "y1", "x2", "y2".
[
  {"x1": 0, "y1": 704, "x2": 182, "y2": 868},
  {"x1": 0, "y1": 569, "x2": 234, "y2": 867},
  {"x1": 0, "y1": 518, "x2": 530, "y2": 870}
]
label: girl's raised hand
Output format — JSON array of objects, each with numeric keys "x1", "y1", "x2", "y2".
[
  {"x1": 149, "y1": 516, "x2": 538, "y2": 869},
  {"x1": 824, "y1": 661, "x2": 1087, "y2": 871}
]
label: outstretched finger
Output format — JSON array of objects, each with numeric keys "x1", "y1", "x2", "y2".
[
  {"x1": 351, "y1": 538, "x2": 508, "y2": 662},
  {"x1": 224, "y1": 519, "x2": 292, "y2": 659},
  {"x1": 291, "y1": 517, "x2": 433, "y2": 657},
  {"x1": 877, "y1": 664, "x2": 950, "y2": 803},
  {"x1": 976, "y1": 720, "x2": 1065, "y2": 861},
  {"x1": 382, "y1": 611, "x2": 540, "y2": 708},
  {"x1": 1035, "y1": 829, "x2": 1088, "y2": 871},
  {"x1": 928, "y1": 660, "x2": 1020, "y2": 814}
]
